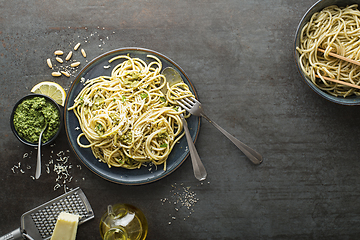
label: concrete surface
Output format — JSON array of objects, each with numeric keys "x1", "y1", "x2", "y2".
[{"x1": 1, "y1": 0, "x2": 360, "y2": 239}]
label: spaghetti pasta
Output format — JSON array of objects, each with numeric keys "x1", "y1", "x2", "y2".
[
  {"x1": 68, "y1": 54, "x2": 194, "y2": 170},
  {"x1": 296, "y1": 4, "x2": 360, "y2": 97}
]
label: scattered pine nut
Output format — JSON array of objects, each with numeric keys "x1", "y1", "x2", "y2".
[
  {"x1": 56, "y1": 57, "x2": 63, "y2": 63},
  {"x1": 81, "y1": 49, "x2": 86, "y2": 58},
  {"x1": 46, "y1": 58, "x2": 53, "y2": 69},
  {"x1": 61, "y1": 71, "x2": 70, "y2": 77},
  {"x1": 74, "y1": 43, "x2": 81, "y2": 51},
  {"x1": 65, "y1": 51, "x2": 73, "y2": 61},
  {"x1": 54, "y1": 50, "x2": 64, "y2": 56},
  {"x1": 70, "y1": 62, "x2": 81, "y2": 68},
  {"x1": 51, "y1": 72, "x2": 61, "y2": 77}
]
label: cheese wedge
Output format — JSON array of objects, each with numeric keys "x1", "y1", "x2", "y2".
[{"x1": 51, "y1": 212, "x2": 79, "y2": 240}]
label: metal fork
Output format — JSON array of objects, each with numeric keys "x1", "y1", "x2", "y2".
[
  {"x1": 178, "y1": 97, "x2": 263, "y2": 165},
  {"x1": 179, "y1": 107, "x2": 207, "y2": 181}
]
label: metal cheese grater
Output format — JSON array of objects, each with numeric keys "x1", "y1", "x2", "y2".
[{"x1": 0, "y1": 187, "x2": 94, "y2": 240}]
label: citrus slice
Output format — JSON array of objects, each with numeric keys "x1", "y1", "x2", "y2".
[{"x1": 31, "y1": 81, "x2": 66, "y2": 106}]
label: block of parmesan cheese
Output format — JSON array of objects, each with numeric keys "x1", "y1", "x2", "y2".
[{"x1": 51, "y1": 212, "x2": 80, "y2": 240}]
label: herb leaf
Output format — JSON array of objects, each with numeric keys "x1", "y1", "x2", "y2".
[{"x1": 140, "y1": 93, "x2": 148, "y2": 99}]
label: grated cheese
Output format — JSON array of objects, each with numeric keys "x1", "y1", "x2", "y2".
[{"x1": 11, "y1": 149, "x2": 83, "y2": 193}]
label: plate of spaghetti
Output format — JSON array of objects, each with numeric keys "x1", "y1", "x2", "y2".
[{"x1": 64, "y1": 47, "x2": 200, "y2": 185}]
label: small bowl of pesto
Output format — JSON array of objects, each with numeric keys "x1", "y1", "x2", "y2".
[{"x1": 10, "y1": 94, "x2": 62, "y2": 147}]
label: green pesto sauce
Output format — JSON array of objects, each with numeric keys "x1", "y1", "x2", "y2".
[{"x1": 13, "y1": 96, "x2": 60, "y2": 143}]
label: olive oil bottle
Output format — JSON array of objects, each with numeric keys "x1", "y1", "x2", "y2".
[{"x1": 99, "y1": 204, "x2": 148, "y2": 240}]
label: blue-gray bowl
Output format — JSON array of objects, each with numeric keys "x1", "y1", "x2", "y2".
[{"x1": 294, "y1": 0, "x2": 360, "y2": 105}]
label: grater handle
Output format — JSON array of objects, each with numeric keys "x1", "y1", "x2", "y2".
[{"x1": 0, "y1": 228, "x2": 24, "y2": 240}]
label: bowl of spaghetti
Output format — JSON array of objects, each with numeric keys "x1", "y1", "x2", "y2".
[
  {"x1": 294, "y1": 0, "x2": 360, "y2": 105},
  {"x1": 64, "y1": 48, "x2": 200, "y2": 185}
]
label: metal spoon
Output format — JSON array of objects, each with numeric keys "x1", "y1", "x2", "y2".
[
  {"x1": 35, "y1": 123, "x2": 47, "y2": 179},
  {"x1": 162, "y1": 67, "x2": 207, "y2": 181},
  {"x1": 160, "y1": 67, "x2": 183, "y2": 95}
]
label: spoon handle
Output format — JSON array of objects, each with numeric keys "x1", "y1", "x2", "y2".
[
  {"x1": 35, "y1": 139, "x2": 42, "y2": 179},
  {"x1": 35, "y1": 126, "x2": 46, "y2": 179},
  {"x1": 181, "y1": 114, "x2": 207, "y2": 181}
]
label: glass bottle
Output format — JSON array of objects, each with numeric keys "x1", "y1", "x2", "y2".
[{"x1": 99, "y1": 204, "x2": 148, "y2": 240}]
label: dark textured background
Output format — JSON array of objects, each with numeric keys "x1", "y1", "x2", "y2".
[{"x1": 1, "y1": 0, "x2": 360, "y2": 239}]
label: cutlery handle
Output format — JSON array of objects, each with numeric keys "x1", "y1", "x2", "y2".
[
  {"x1": 0, "y1": 228, "x2": 23, "y2": 240},
  {"x1": 181, "y1": 116, "x2": 207, "y2": 181},
  {"x1": 35, "y1": 140, "x2": 42, "y2": 179},
  {"x1": 201, "y1": 114, "x2": 263, "y2": 165},
  {"x1": 36, "y1": 124, "x2": 47, "y2": 179}
]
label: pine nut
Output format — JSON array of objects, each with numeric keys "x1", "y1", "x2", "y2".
[
  {"x1": 74, "y1": 43, "x2": 81, "y2": 51},
  {"x1": 81, "y1": 48, "x2": 86, "y2": 58},
  {"x1": 46, "y1": 58, "x2": 53, "y2": 69},
  {"x1": 61, "y1": 71, "x2": 70, "y2": 77},
  {"x1": 70, "y1": 62, "x2": 81, "y2": 68},
  {"x1": 52, "y1": 72, "x2": 61, "y2": 77},
  {"x1": 56, "y1": 57, "x2": 63, "y2": 63},
  {"x1": 65, "y1": 51, "x2": 73, "y2": 61},
  {"x1": 54, "y1": 50, "x2": 63, "y2": 55}
]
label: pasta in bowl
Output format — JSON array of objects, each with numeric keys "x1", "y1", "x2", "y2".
[
  {"x1": 294, "y1": 0, "x2": 360, "y2": 105},
  {"x1": 64, "y1": 48, "x2": 200, "y2": 184}
]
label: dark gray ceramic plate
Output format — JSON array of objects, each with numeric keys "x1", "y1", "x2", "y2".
[{"x1": 64, "y1": 47, "x2": 200, "y2": 185}]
